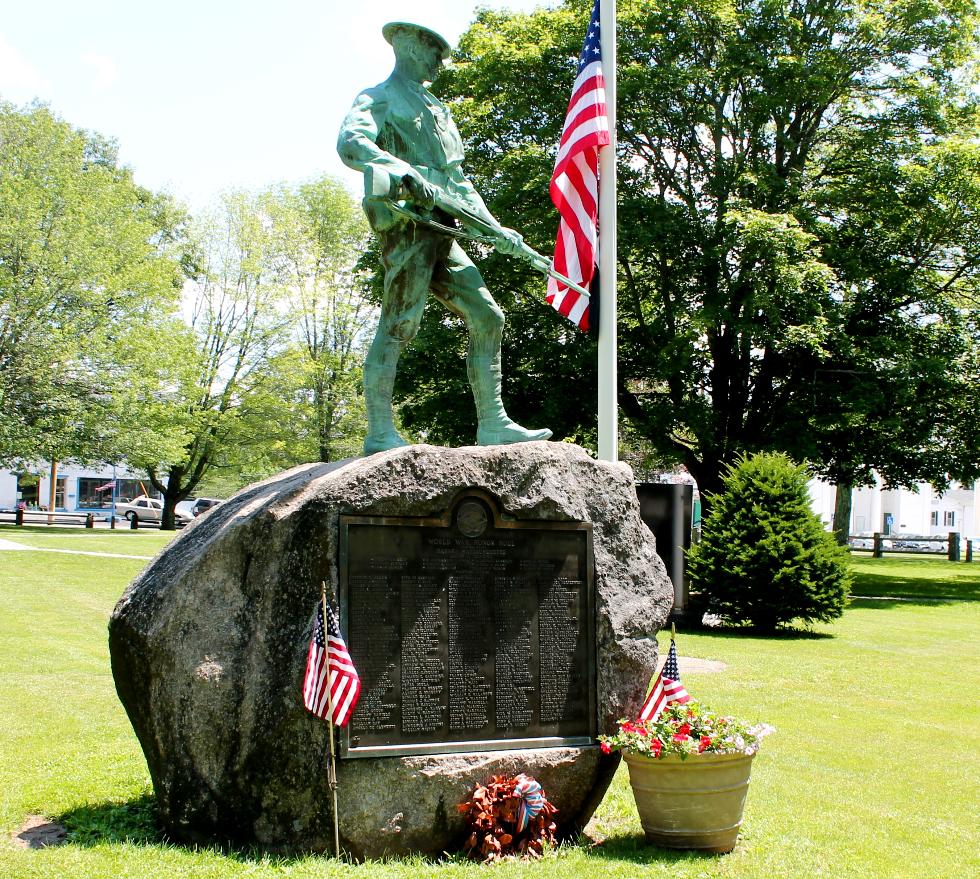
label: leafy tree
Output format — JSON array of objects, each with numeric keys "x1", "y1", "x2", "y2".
[
  {"x1": 687, "y1": 452, "x2": 851, "y2": 631},
  {"x1": 398, "y1": 0, "x2": 980, "y2": 507},
  {"x1": 0, "y1": 102, "x2": 187, "y2": 480},
  {"x1": 196, "y1": 342, "x2": 365, "y2": 492},
  {"x1": 127, "y1": 190, "x2": 290, "y2": 528},
  {"x1": 261, "y1": 178, "x2": 375, "y2": 462},
  {"x1": 133, "y1": 179, "x2": 373, "y2": 526}
]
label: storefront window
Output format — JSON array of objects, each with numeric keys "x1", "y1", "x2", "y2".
[
  {"x1": 77, "y1": 478, "x2": 151, "y2": 509},
  {"x1": 16, "y1": 473, "x2": 40, "y2": 508}
]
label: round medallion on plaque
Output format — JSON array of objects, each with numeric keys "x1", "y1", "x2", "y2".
[{"x1": 456, "y1": 500, "x2": 489, "y2": 538}]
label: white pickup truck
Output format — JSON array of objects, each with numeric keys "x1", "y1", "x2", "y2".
[{"x1": 114, "y1": 496, "x2": 192, "y2": 526}]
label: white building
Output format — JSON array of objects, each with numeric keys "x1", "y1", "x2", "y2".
[
  {"x1": 809, "y1": 477, "x2": 979, "y2": 538},
  {"x1": 0, "y1": 464, "x2": 157, "y2": 518}
]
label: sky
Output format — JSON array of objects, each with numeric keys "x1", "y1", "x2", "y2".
[{"x1": 0, "y1": 1, "x2": 553, "y2": 208}]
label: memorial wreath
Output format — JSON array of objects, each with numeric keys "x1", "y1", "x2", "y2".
[{"x1": 459, "y1": 773, "x2": 558, "y2": 861}]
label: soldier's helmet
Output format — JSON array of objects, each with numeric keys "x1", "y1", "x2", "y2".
[{"x1": 382, "y1": 22, "x2": 451, "y2": 60}]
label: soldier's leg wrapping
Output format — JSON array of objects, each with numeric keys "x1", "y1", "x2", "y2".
[
  {"x1": 432, "y1": 242, "x2": 552, "y2": 446},
  {"x1": 363, "y1": 229, "x2": 447, "y2": 454}
]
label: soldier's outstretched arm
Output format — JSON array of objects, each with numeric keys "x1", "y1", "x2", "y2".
[{"x1": 445, "y1": 170, "x2": 526, "y2": 257}]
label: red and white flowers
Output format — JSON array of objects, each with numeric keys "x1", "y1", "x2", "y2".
[{"x1": 598, "y1": 701, "x2": 774, "y2": 759}]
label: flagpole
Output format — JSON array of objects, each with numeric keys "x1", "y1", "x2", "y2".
[
  {"x1": 598, "y1": 0, "x2": 618, "y2": 462},
  {"x1": 320, "y1": 581, "x2": 341, "y2": 859}
]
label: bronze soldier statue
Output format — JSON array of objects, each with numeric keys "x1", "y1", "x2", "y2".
[{"x1": 338, "y1": 21, "x2": 553, "y2": 454}]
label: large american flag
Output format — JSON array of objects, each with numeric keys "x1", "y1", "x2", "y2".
[
  {"x1": 638, "y1": 640, "x2": 691, "y2": 722},
  {"x1": 547, "y1": 0, "x2": 610, "y2": 331},
  {"x1": 302, "y1": 597, "x2": 360, "y2": 727}
]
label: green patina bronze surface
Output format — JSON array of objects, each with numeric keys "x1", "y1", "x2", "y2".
[{"x1": 338, "y1": 21, "x2": 552, "y2": 455}]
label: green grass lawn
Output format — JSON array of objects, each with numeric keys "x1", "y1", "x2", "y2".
[
  {"x1": 1, "y1": 538, "x2": 977, "y2": 878},
  {"x1": 0, "y1": 524, "x2": 177, "y2": 556},
  {"x1": 849, "y1": 553, "x2": 980, "y2": 601}
]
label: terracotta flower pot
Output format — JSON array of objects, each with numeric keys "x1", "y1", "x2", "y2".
[{"x1": 623, "y1": 750, "x2": 755, "y2": 853}]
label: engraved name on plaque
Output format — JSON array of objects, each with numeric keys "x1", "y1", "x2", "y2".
[{"x1": 339, "y1": 491, "x2": 595, "y2": 758}]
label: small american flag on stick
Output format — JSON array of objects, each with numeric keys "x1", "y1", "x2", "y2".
[
  {"x1": 302, "y1": 595, "x2": 360, "y2": 727},
  {"x1": 638, "y1": 640, "x2": 690, "y2": 722},
  {"x1": 547, "y1": 0, "x2": 609, "y2": 331}
]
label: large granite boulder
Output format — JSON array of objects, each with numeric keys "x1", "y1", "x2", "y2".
[{"x1": 109, "y1": 442, "x2": 672, "y2": 858}]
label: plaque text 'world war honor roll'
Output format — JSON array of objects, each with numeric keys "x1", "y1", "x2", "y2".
[{"x1": 339, "y1": 491, "x2": 596, "y2": 757}]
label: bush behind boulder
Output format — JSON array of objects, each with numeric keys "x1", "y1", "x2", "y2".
[{"x1": 688, "y1": 452, "x2": 851, "y2": 631}]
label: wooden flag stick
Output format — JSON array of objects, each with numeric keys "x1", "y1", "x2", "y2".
[
  {"x1": 320, "y1": 581, "x2": 341, "y2": 859},
  {"x1": 671, "y1": 621, "x2": 676, "y2": 642}
]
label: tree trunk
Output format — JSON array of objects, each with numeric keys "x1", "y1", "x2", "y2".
[
  {"x1": 832, "y1": 482, "x2": 853, "y2": 546},
  {"x1": 150, "y1": 464, "x2": 196, "y2": 532},
  {"x1": 319, "y1": 400, "x2": 336, "y2": 463},
  {"x1": 685, "y1": 455, "x2": 726, "y2": 522},
  {"x1": 160, "y1": 472, "x2": 188, "y2": 531},
  {"x1": 47, "y1": 460, "x2": 58, "y2": 525}
]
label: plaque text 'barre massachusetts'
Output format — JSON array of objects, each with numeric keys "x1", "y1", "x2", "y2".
[{"x1": 338, "y1": 493, "x2": 595, "y2": 758}]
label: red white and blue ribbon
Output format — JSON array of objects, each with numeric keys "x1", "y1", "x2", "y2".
[{"x1": 514, "y1": 775, "x2": 546, "y2": 833}]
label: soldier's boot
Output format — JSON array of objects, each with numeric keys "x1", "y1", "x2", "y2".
[
  {"x1": 363, "y1": 363, "x2": 410, "y2": 455},
  {"x1": 469, "y1": 354, "x2": 552, "y2": 446}
]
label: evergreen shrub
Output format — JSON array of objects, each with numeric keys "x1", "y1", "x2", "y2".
[{"x1": 687, "y1": 452, "x2": 851, "y2": 631}]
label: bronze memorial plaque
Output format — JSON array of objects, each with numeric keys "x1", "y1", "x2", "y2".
[{"x1": 338, "y1": 491, "x2": 595, "y2": 758}]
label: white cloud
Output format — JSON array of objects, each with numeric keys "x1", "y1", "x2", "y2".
[
  {"x1": 80, "y1": 50, "x2": 117, "y2": 88},
  {"x1": 0, "y1": 32, "x2": 48, "y2": 101}
]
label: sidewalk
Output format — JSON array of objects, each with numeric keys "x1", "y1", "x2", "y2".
[{"x1": 0, "y1": 536, "x2": 153, "y2": 560}]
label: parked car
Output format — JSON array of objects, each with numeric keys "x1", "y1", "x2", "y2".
[
  {"x1": 847, "y1": 533, "x2": 874, "y2": 549},
  {"x1": 192, "y1": 497, "x2": 221, "y2": 517},
  {"x1": 115, "y1": 496, "x2": 192, "y2": 526},
  {"x1": 175, "y1": 500, "x2": 196, "y2": 520}
]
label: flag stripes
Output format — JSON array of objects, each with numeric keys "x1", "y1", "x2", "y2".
[
  {"x1": 638, "y1": 640, "x2": 691, "y2": 722},
  {"x1": 547, "y1": 0, "x2": 610, "y2": 332},
  {"x1": 514, "y1": 775, "x2": 546, "y2": 833},
  {"x1": 302, "y1": 597, "x2": 360, "y2": 727}
]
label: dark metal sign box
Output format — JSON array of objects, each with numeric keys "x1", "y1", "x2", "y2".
[{"x1": 339, "y1": 490, "x2": 596, "y2": 758}]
